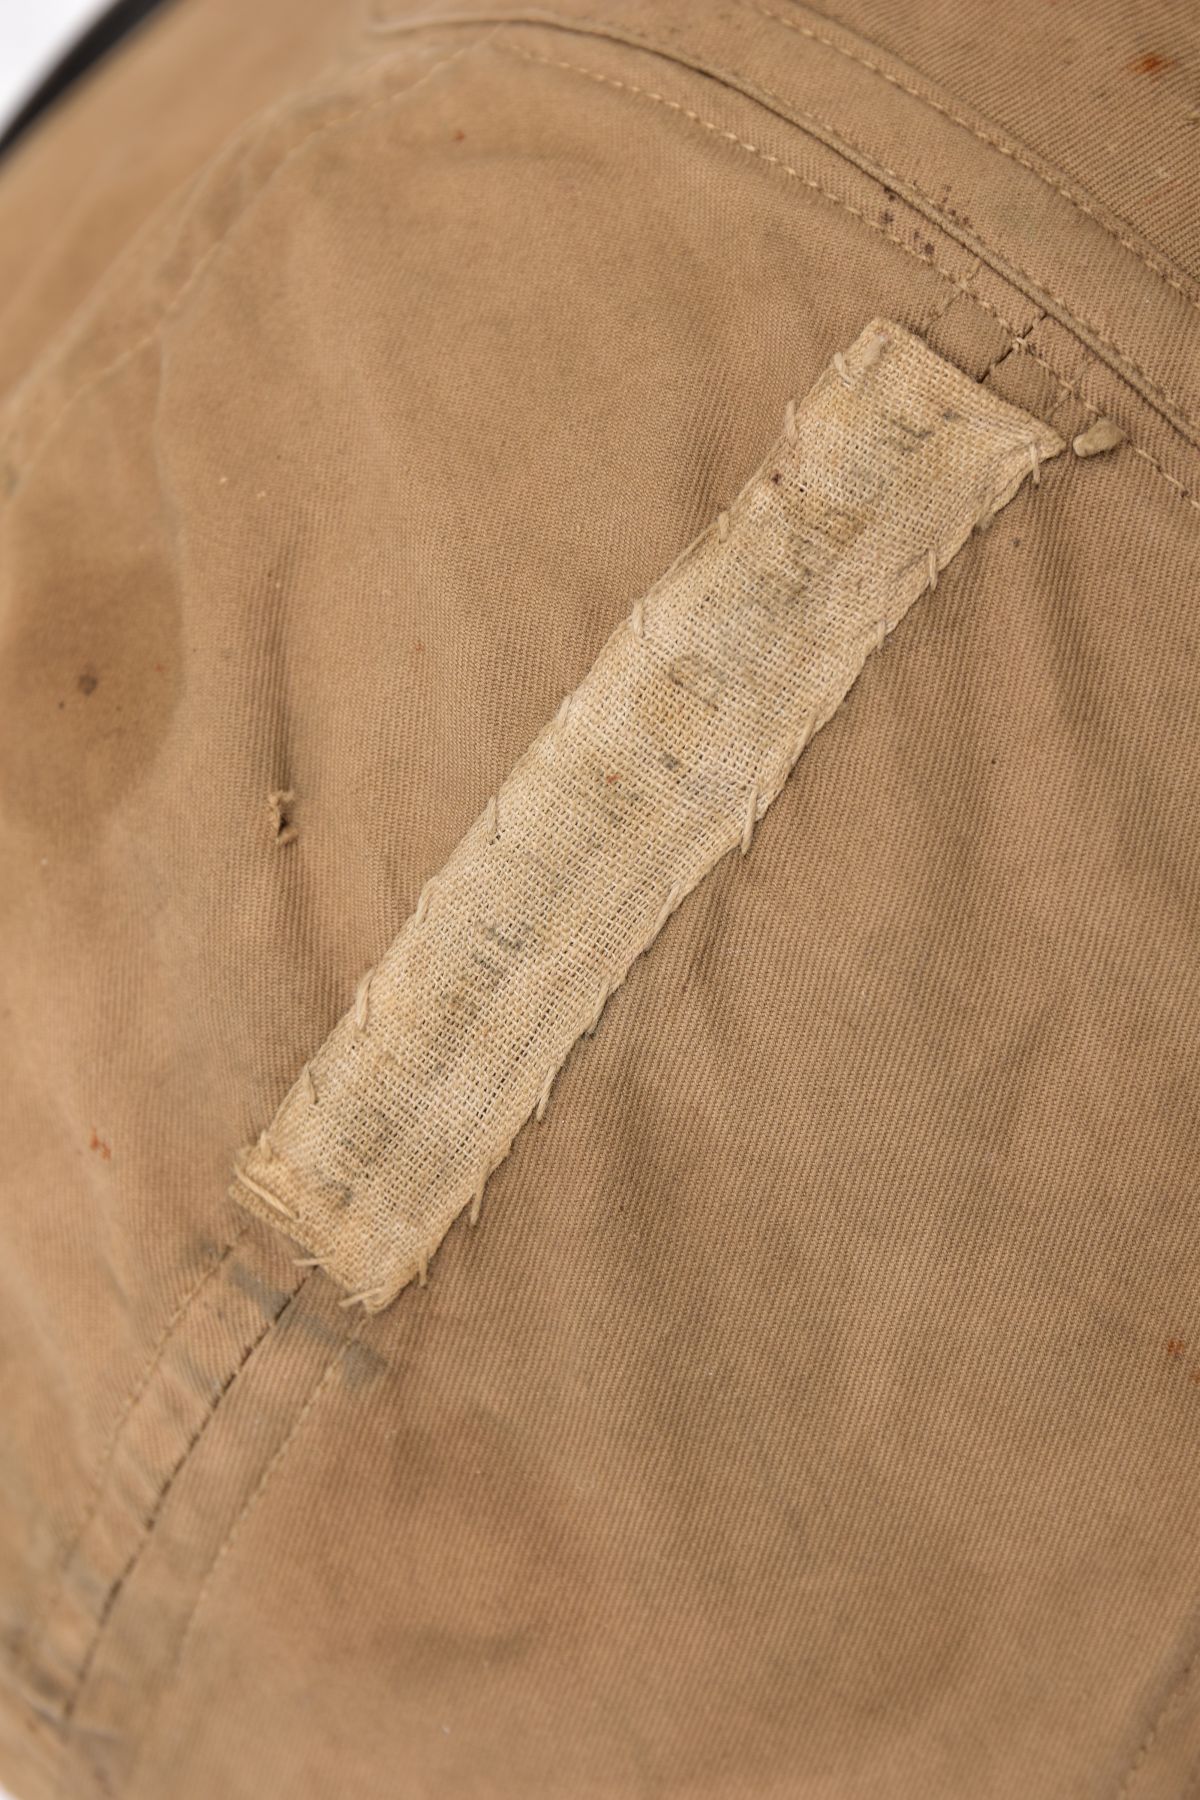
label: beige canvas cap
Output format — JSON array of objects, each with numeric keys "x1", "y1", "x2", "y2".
[{"x1": 0, "y1": 2, "x2": 1198, "y2": 1796}]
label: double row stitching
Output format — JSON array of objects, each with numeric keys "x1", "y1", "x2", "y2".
[
  {"x1": 1013, "y1": 337, "x2": 1200, "y2": 516},
  {"x1": 367, "y1": 10, "x2": 1200, "y2": 438},
  {"x1": 120, "y1": 1322, "x2": 363, "y2": 1794},
  {"x1": 750, "y1": 0, "x2": 1200, "y2": 318},
  {"x1": 58, "y1": 1274, "x2": 310, "y2": 1762},
  {"x1": 517, "y1": 14, "x2": 1197, "y2": 433},
  {"x1": 504, "y1": 41, "x2": 1200, "y2": 516},
  {"x1": 9, "y1": 37, "x2": 496, "y2": 1759},
  {"x1": 13, "y1": 1223, "x2": 250, "y2": 1699},
  {"x1": 502, "y1": 42, "x2": 1016, "y2": 336}
]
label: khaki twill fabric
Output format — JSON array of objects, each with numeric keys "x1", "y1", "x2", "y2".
[
  {"x1": 232, "y1": 322, "x2": 1065, "y2": 1309},
  {"x1": 0, "y1": 1, "x2": 1197, "y2": 1796}
]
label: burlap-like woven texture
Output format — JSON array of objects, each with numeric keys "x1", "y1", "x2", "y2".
[{"x1": 232, "y1": 321, "x2": 1063, "y2": 1306}]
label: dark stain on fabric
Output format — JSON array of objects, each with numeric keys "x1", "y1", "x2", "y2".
[
  {"x1": 228, "y1": 1259, "x2": 293, "y2": 1317},
  {"x1": 1130, "y1": 52, "x2": 1174, "y2": 75},
  {"x1": 0, "y1": 458, "x2": 183, "y2": 845}
]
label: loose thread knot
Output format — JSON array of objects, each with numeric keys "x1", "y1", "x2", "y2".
[
  {"x1": 860, "y1": 331, "x2": 887, "y2": 372},
  {"x1": 535, "y1": 1068, "x2": 556, "y2": 1122},
  {"x1": 234, "y1": 1161, "x2": 298, "y2": 1223}
]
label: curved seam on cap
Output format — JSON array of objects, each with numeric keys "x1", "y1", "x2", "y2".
[
  {"x1": 11, "y1": 1223, "x2": 252, "y2": 1710},
  {"x1": 54, "y1": 1273, "x2": 311, "y2": 1783},
  {"x1": 0, "y1": 29, "x2": 498, "y2": 518},
  {"x1": 120, "y1": 1321, "x2": 365, "y2": 1796},
  {"x1": 370, "y1": 8, "x2": 1200, "y2": 446},
  {"x1": 1116, "y1": 1637, "x2": 1200, "y2": 1797},
  {"x1": 749, "y1": 0, "x2": 1200, "y2": 317},
  {"x1": 501, "y1": 40, "x2": 1200, "y2": 515}
]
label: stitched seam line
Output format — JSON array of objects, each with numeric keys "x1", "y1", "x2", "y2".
[
  {"x1": 6, "y1": 22, "x2": 1196, "y2": 518},
  {"x1": 1015, "y1": 339, "x2": 1200, "y2": 515},
  {"x1": 504, "y1": 42, "x2": 1200, "y2": 515},
  {"x1": 121, "y1": 1323, "x2": 362, "y2": 1793},
  {"x1": 1118, "y1": 1642, "x2": 1200, "y2": 1797},
  {"x1": 18, "y1": 11, "x2": 1185, "y2": 1772},
  {"x1": 58, "y1": 1273, "x2": 309, "y2": 1752},
  {"x1": 8, "y1": 45, "x2": 495, "y2": 1779},
  {"x1": 979, "y1": 316, "x2": 1043, "y2": 383},
  {"x1": 1, "y1": 30, "x2": 497, "y2": 517},
  {"x1": 500, "y1": 42, "x2": 1013, "y2": 339},
  {"x1": 0, "y1": 32, "x2": 454, "y2": 435},
  {"x1": 369, "y1": 8, "x2": 1200, "y2": 437},
  {"x1": 922, "y1": 261, "x2": 978, "y2": 329},
  {"x1": 13, "y1": 1221, "x2": 251, "y2": 1693},
  {"x1": 710, "y1": 13, "x2": 1199, "y2": 431},
  {"x1": 750, "y1": 0, "x2": 1200, "y2": 318}
]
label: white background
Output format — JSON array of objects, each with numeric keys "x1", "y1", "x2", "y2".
[{"x1": 0, "y1": 1, "x2": 109, "y2": 132}]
